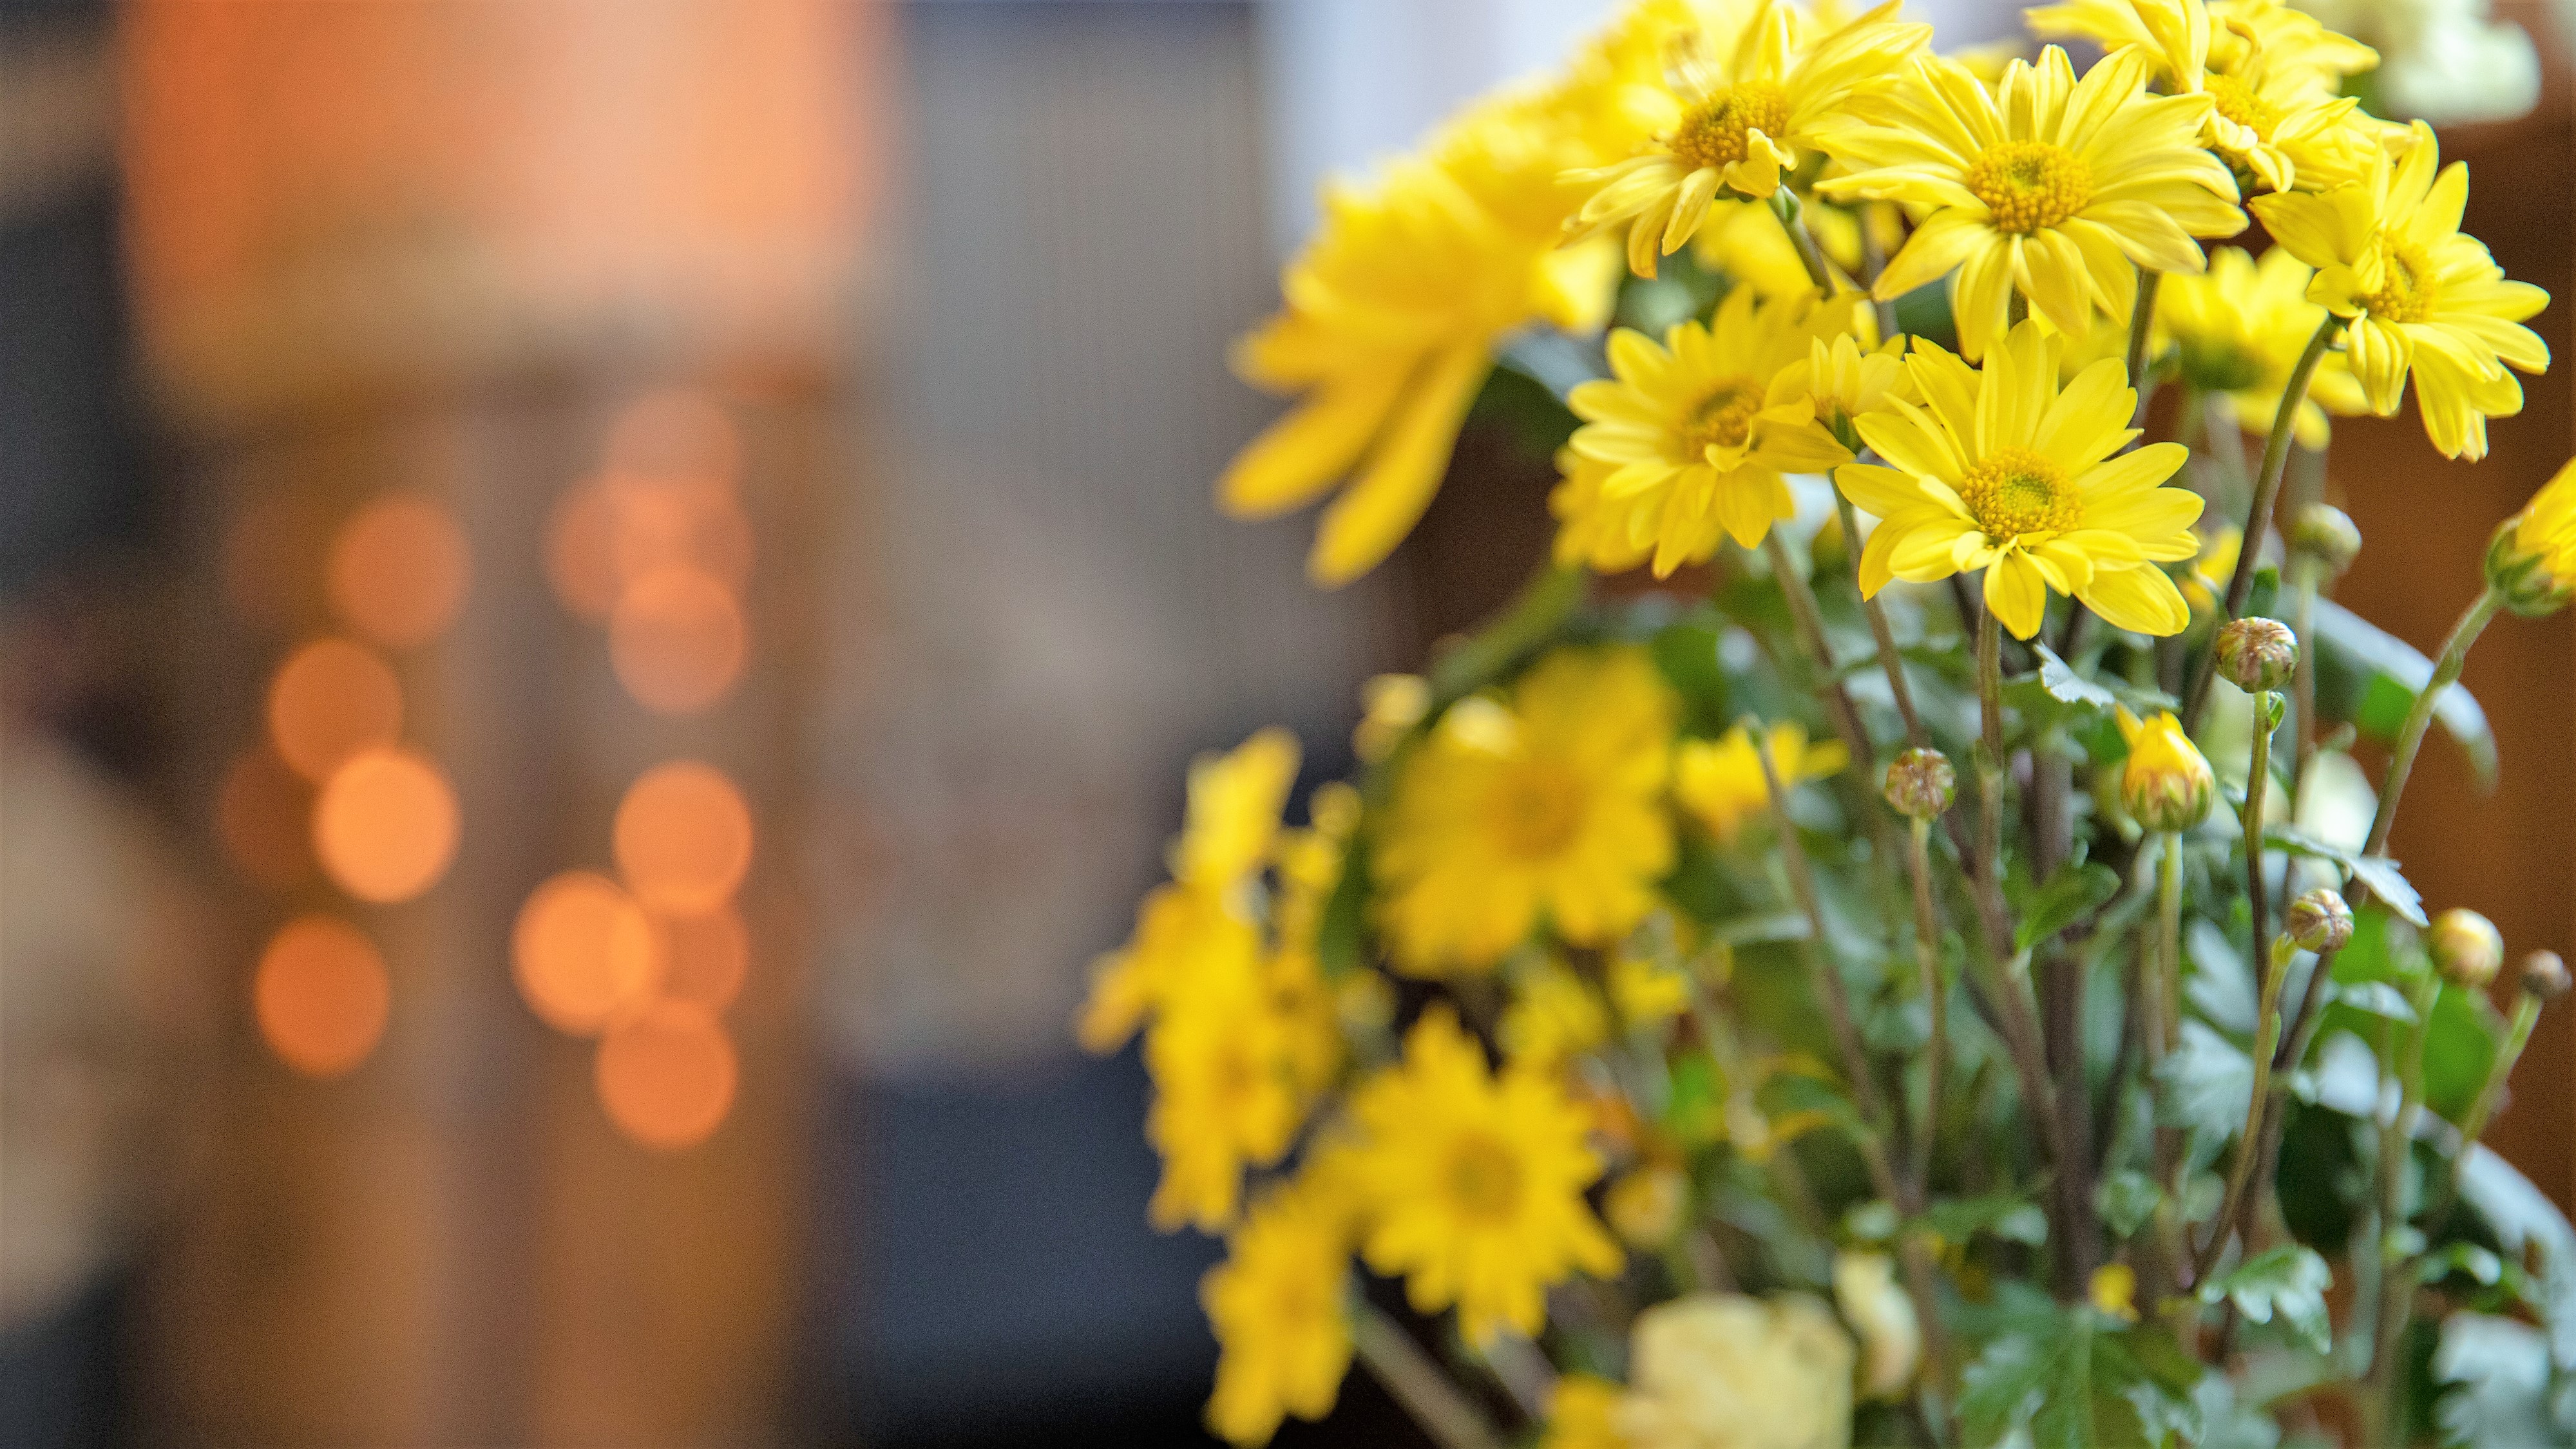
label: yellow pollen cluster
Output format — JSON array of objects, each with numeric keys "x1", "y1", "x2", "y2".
[
  {"x1": 1966, "y1": 141, "x2": 2094, "y2": 234},
  {"x1": 1445, "y1": 1132, "x2": 1528, "y2": 1222},
  {"x1": 1487, "y1": 761, "x2": 1589, "y2": 858},
  {"x1": 1682, "y1": 378, "x2": 1765, "y2": 457},
  {"x1": 2362, "y1": 235, "x2": 2439, "y2": 324},
  {"x1": 2206, "y1": 74, "x2": 2281, "y2": 136},
  {"x1": 1668, "y1": 83, "x2": 1793, "y2": 173},
  {"x1": 1958, "y1": 446, "x2": 2083, "y2": 538}
]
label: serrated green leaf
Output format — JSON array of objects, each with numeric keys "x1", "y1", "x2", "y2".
[
  {"x1": 2264, "y1": 824, "x2": 2430, "y2": 927},
  {"x1": 2158, "y1": 1020, "x2": 2254, "y2": 1137},
  {"x1": 2202, "y1": 1245, "x2": 2334, "y2": 1352},
  {"x1": 2014, "y1": 860, "x2": 2123, "y2": 951},
  {"x1": 2033, "y1": 641, "x2": 2119, "y2": 709},
  {"x1": 2098, "y1": 1169, "x2": 2164, "y2": 1240},
  {"x1": 1924, "y1": 1192, "x2": 2051, "y2": 1247}
]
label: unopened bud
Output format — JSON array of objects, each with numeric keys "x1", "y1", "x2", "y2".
[
  {"x1": 2215, "y1": 617, "x2": 2298, "y2": 694},
  {"x1": 2518, "y1": 950, "x2": 2570, "y2": 1001},
  {"x1": 2487, "y1": 513, "x2": 2575, "y2": 619},
  {"x1": 2288, "y1": 503, "x2": 2361, "y2": 575},
  {"x1": 1883, "y1": 748, "x2": 1956, "y2": 820},
  {"x1": 2287, "y1": 887, "x2": 2353, "y2": 954},
  {"x1": 2428, "y1": 908, "x2": 2504, "y2": 989},
  {"x1": 2117, "y1": 707, "x2": 2213, "y2": 833},
  {"x1": 1605, "y1": 1164, "x2": 1688, "y2": 1249}
]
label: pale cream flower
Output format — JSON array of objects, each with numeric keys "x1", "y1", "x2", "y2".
[{"x1": 1616, "y1": 1292, "x2": 1856, "y2": 1449}]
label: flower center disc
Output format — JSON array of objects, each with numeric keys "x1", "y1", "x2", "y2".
[
  {"x1": 2207, "y1": 73, "x2": 2282, "y2": 135},
  {"x1": 1445, "y1": 1132, "x2": 1527, "y2": 1222},
  {"x1": 1959, "y1": 446, "x2": 2082, "y2": 538},
  {"x1": 2363, "y1": 235, "x2": 2439, "y2": 324},
  {"x1": 1683, "y1": 378, "x2": 1764, "y2": 458},
  {"x1": 1669, "y1": 82, "x2": 1791, "y2": 172},
  {"x1": 1967, "y1": 141, "x2": 2093, "y2": 234},
  {"x1": 1487, "y1": 761, "x2": 1588, "y2": 860}
]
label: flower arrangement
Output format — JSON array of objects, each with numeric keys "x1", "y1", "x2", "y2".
[{"x1": 1081, "y1": 1, "x2": 2573, "y2": 1443}]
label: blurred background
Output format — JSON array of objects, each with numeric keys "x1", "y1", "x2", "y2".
[{"x1": 0, "y1": 1, "x2": 2566, "y2": 1445}]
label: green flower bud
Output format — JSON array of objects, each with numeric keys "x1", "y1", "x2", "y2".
[
  {"x1": 2428, "y1": 908, "x2": 2504, "y2": 989},
  {"x1": 2117, "y1": 707, "x2": 2213, "y2": 833},
  {"x1": 2286, "y1": 887, "x2": 2353, "y2": 954},
  {"x1": 2486, "y1": 514, "x2": 2575, "y2": 618},
  {"x1": 2287, "y1": 503, "x2": 2361, "y2": 576},
  {"x1": 2215, "y1": 617, "x2": 2298, "y2": 695},
  {"x1": 1882, "y1": 748, "x2": 1956, "y2": 820},
  {"x1": 2518, "y1": 950, "x2": 2570, "y2": 1001}
]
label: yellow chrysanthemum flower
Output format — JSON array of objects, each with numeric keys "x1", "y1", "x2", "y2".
[
  {"x1": 1674, "y1": 719, "x2": 1848, "y2": 844},
  {"x1": 1221, "y1": 100, "x2": 1621, "y2": 587},
  {"x1": 1144, "y1": 948, "x2": 1312, "y2": 1232},
  {"x1": 2180, "y1": 525, "x2": 2242, "y2": 614},
  {"x1": 1768, "y1": 329, "x2": 1915, "y2": 447},
  {"x1": 1201, "y1": 1180, "x2": 1354, "y2": 1446},
  {"x1": 2157, "y1": 247, "x2": 2368, "y2": 448},
  {"x1": 1833, "y1": 320, "x2": 2204, "y2": 639},
  {"x1": 2024, "y1": 0, "x2": 2380, "y2": 194},
  {"x1": 1270, "y1": 783, "x2": 1361, "y2": 1098},
  {"x1": 1689, "y1": 192, "x2": 1893, "y2": 298},
  {"x1": 1375, "y1": 647, "x2": 1678, "y2": 972},
  {"x1": 2115, "y1": 705, "x2": 2216, "y2": 830},
  {"x1": 1078, "y1": 728, "x2": 1300, "y2": 1052},
  {"x1": 1346, "y1": 1007, "x2": 1623, "y2": 1344},
  {"x1": 1565, "y1": 0, "x2": 1932, "y2": 278},
  {"x1": 1553, "y1": 287, "x2": 1867, "y2": 574},
  {"x1": 2249, "y1": 122, "x2": 2552, "y2": 462},
  {"x1": 1821, "y1": 46, "x2": 2245, "y2": 361},
  {"x1": 1608, "y1": 947, "x2": 1693, "y2": 1025},
  {"x1": 1500, "y1": 957, "x2": 1615, "y2": 1071},
  {"x1": 1543, "y1": 1372, "x2": 1633, "y2": 1449}
]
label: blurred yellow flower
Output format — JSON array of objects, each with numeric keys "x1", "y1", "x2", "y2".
[
  {"x1": 1145, "y1": 948, "x2": 1310, "y2": 1232},
  {"x1": 2180, "y1": 525, "x2": 2244, "y2": 614},
  {"x1": 2490, "y1": 456, "x2": 2576, "y2": 614},
  {"x1": 1376, "y1": 648, "x2": 1677, "y2": 972},
  {"x1": 1348, "y1": 1007, "x2": 1623, "y2": 1344},
  {"x1": 1502, "y1": 957, "x2": 1615, "y2": 1070},
  {"x1": 1170, "y1": 727, "x2": 1302, "y2": 891},
  {"x1": 1767, "y1": 330, "x2": 1913, "y2": 448},
  {"x1": 1202, "y1": 1181, "x2": 1353, "y2": 1446},
  {"x1": 2250, "y1": 122, "x2": 2551, "y2": 461},
  {"x1": 1822, "y1": 47, "x2": 2244, "y2": 360},
  {"x1": 1675, "y1": 719, "x2": 1848, "y2": 845},
  {"x1": 1566, "y1": 0, "x2": 1931, "y2": 278},
  {"x1": 1834, "y1": 321, "x2": 2203, "y2": 639},
  {"x1": 1616, "y1": 1292, "x2": 1857, "y2": 1449},
  {"x1": 1554, "y1": 287, "x2": 1866, "y2": 574},
  {"x1": 2157, "y1": 246, "x2": 2368, "y2": 448},
  {"x1": 1545, "y1": 1372, "x2": 1634, "y2": 1449}
]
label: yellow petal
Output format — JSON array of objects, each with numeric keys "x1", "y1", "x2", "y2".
[{"x1": 1310, "y1": 344, "x2": 1491, "y2": 585}]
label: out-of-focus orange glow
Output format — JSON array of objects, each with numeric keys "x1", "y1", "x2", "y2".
[
  {"x1": 222, "y1": 486, "x2": 338, "y2": 630},
  {"x1": 513, "y1": 871, "x2": 663, "y2": 1035},
  {"x1": 613, "y1": 761, "x2": 752, "y2": 915},
  {"x1": 267, "y1": 638, "x2": 405, "y2": 781},
  {"x1": 656, "y1": 906, "x2": 749, "y2": 1013},
  {"x1": 605, "y1": 390, "x2": 741, "y2": 483},
  {"x1": 314, "y1": 746, "x2": 461, "y2": 904},
  {"x1": 609, "y1": 566, "x2": 747, "y2": 715},
  {"x1": 327, "y1": 493, "x2": 472, "y2": 650},
  {"x1": 608, "y1": 476, "x2": 754, "y2": 593},
  {"x1": 254, "y1": 915, "x2": 392, "y2": 1078},
  {"x1": 595, "y1": 1000, "x2": 738, "y2": 1150},
  {"x1": 216, "y1": 746, "x2": 318, "y2": 891},
  {"x1": 544, "y1": 478, "x2": 624, "y2": 621}
]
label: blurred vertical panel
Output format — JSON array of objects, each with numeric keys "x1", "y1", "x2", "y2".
[{"x1": 118, "y1": 1, "x2": 881, "y2": 1444}]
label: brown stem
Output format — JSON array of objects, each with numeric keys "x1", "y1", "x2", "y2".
[{"x1": 1353, "y1": 1300, "x2": 1502, "y2": 1449}]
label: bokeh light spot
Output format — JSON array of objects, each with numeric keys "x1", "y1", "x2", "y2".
[
  {"x1": 608, "y1": 477, "x2": 753, "y2": 594},
  {"x1": 314, "y1": 746, "x2": 461, "y2": 904},
  {"x1": 217, "y1": 746, "x2": 318, "y2": 891},
  {"x1": 656, "y1": 905, "x2": 749, "y2": 1013},
  {"x1": 613, "y1": 761, "x2": 752, "y2": 915},
  {"x1": 604, "y1": 389, "x2": 741, "y2": 483},
  {"x1": 595, "y1": 1001, "x2": 738, "y2": 1150},
  {"x1": 513, "y1": 871, "x2": 663, "y2": 1035},
  {"x1": 546, "y1": 478, "x2": 623, "y2": 622},
  {"x1": 267, "y1": 638, "x2": 404, "y2": 781},
  {"x1": 327, "y1": 493, "x2": 472, "y2": 650},
  {"x1": 609, "y1": 566, "x2": 747, "y2": 715},
  {"x1": 255, "y1": 916, "x2": 392, "y2": 1078}
]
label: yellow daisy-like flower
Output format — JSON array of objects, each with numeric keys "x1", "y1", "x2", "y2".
[
  {"x1": 1543, "y1": 1372, "x2": 1632, "y2": 1449},
  {"x1": 1500, "y1": 957, "x2": 1615, "y2": 1071},
  {"x1": 1674, "y1": 719, "x2": 1849, "y2": 844},
  {"x1": 1346, "y1": 1006, "x2": 1623, "y2": 1344},
  {"x1": 1375, "y1": 647, "x2": 1678, "y2": 972},
  {"x1": 1201, "y1": 1180, "x2": 1355, "y2": 1446},
  {"x1": 2024, "y1": 0, "x2": 2380, "y2": 194},
  {"x1": 1170, "y1": 727, "x2": 1301, "y2": 891},
  {"x1": 2249, "y1": 121, "x2": 2552, "y2": 462},
  {"x1": 1221, "y1": 109, "x2": 1620, "y2": 586},
  {"x1": 1821, "y1": 46, "x2": 2245, "y2": 361},
  {"x1": 2180, "y1": 525, "x2": 2243, "y2": 614},
  {"x1": 1768, "y1": 329, "x2": 1916, "y2": 448},
  {"x1": 1144, "y1": 949, "x2": 1311, "y2": 1233},
  {"x1": 2157, "y1": 246, "x2": 2368, "y2": 448},
  {"x1": 1833, "y1": 320, "x2": 2204, "y2": 639},
  {"x1": 1554, "y1": 287, "x2": 1867, "y2": 574},
  {"x1": 1565, "y1": 0, "x2": 1932, "y2": 278}
]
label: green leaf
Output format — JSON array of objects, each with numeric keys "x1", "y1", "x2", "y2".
[
  {"x1": 1316, "y1": 832, "x2": 1371, "y2": 976},
  {"x1": 2264, "y1": 823, "x2": 2430, "y2": 926},
  {"x1": 2313, "y1": 597, "x2": 2498, "y2": 791},
  {"x1": 1923, "y1": 1191, "x2": 2051, "y2": 1247},
  {"x1": 1960, "y1": 1311, "x2": 2198, "y2": 1448},
  {"x1": 2014, "y1": 861, "x2": 2123, "y2": 951},
  {"x1": 2033, "y1": 641, "x2": 2119, "y2": 710},
  {"x1": 2331, "y1": 979, "x2": 2419, "y2": 1023},
  {"x1": 2201, "y1": 1245, "x2": 2334, "y2": 1352},
  {"x1": 2432, "y1": 1314, "x2": 2570, "y2": 1448},
  {"x1": 2157, "y1": 1020, "x2": 2254, "y2": 1138},
  {"x1": 1650, "y1": 612, "x2": 1733, "y2": 737},
  {"x1": 2097, "y1": 1169, "x2": 2163, "y2": 1240},
  {"x1": 1424, "y1": 565, "x2": 1587, "y2": 710},
  {"x1": 2458, "y1": 1143, "x2": 2576, "y2": 1368},
  {"x1": 1493, "y1": 328, "x2": 1605, "y2": 406}
]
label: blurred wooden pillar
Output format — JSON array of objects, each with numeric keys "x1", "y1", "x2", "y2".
[{"x1": 117, "y1": 3, "x2": 883, "y2": 1443}]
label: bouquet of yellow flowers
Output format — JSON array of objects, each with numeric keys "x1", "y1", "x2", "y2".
[{"x1": 1081, "y1": 1, "x2": 2573, "y2": 1443}]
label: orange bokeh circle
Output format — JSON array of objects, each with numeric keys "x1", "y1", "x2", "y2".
[
  {"x1": 513, "y1": 871, "x2": 663, "y2": 1035},
  {"x1": 314, "y1": 746, "x2": 461, "y2": 904},
  {"x1": 657, "y1": 905, "x2": 749, "y2": 1013},
  {"x1": 608, "y1": 477, "x2": 752, "y2": 594},
  {"x1": 595, "y1": 1000, "x2": 738, "y2": 1150},
  {"x1": 545, "y1": 478, "x2": 624, "y2": 621},
  {"x1": 267, "y1": 638, "x2": 404, "y2": 781},
  {"x1": 254, "y1": 916, "x2": 392, "y2": 1077},
  {"x1": 612, "y1": 761, "x2": 752, "y2": 915},
  {"x1": 327, "y1": 493, "x2": 472, "y2": 650},
  {"x1": 609, "y1": 565, "x2": 746, "y2": 715},
  {"x1": 604, "y1": 390, "x2": 741, "y2": 483}
]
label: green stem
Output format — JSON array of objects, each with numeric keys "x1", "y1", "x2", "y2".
[
  {"x1": 2366, "y1": 971, "x2": 2441, "y2": 1439},
  {"x1": 2153, "y1": 831, "x2": 2192, "y2": 1294},
  {"x1": 2243, "y1": 691, "x2": 2279, "y2": 1023},
  {"x1": 2201, "y1": 934, "x2": 2295, "y2": 1281},
  {"x1": 2188, "y1": 316, "x2": 2341, "y2": 729},
  {"x1": 2365, "y1": 588, "x2": 2504, "y2": 858},
  {"x1": 1905, "y1": 819, "x2": 1949, "y2": 1188},
  {"x1": 2125, "y1": 267, "x2": 2162, "y2": 428},
  {"x1": 1771, "y1": 185, "x2": 1837, "y2": 294},
  {"x1": 1766, "y1": 531, "x2": 1880, "y2": 778},
  {"x1": 1352, "y1": 1300, "x2": 1502, "y2": 1449},
  {"x1": 1836, "y1": 488, "x2": 1930, "y2": 749},
  {"x1": 2425, "y1": 991, "x2": 2543, "y2": 1224}
]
